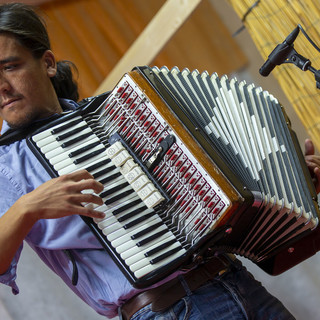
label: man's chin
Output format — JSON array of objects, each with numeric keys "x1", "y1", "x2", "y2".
[{"x1": 6, "y1": 114, "x2": 38, "y2": 130}]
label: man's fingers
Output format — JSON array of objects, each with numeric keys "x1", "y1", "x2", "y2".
[
  {"x1": 59, "y1": 201, "x2": 105, "y2": 219},
  {"x1": 304, "y1": 139, "x2": 315, "y2": 156},
  {"x1": 77, "y1": 178, "x2": 104, "y2": 194},
  {"x1": 59, "y1": 170, "x2": 104, "y2": 194},
  {"x1": 63, "y1": 169, "x2": 95, "y2": 182},
  {"x1": 79, "y1": 192, "x2": 104, "y2": 206},
  {"x1": 314, "y1": 167, "x2": 320, "y2": 194},
  {"x1": 80, "y1": 207, "x2": 105, "y2": 219}
]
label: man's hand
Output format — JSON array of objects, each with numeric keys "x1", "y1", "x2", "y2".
[
  {"x1": 304, "y1": 139, "x2": 320, "y2": 194},
  {"x1": 17, "y1": 169, "x2": 105, "y2": 222},
  {"x1": 0, "y1": 169, "x2": 105, "y2": 274}
]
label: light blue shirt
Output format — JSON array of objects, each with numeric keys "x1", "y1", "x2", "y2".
[{"x1": 0, "y1": 100, "x2": 144, "y2": 318}]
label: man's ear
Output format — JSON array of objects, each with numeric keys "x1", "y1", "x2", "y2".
[{"x1": 43, "y1": 50, "x2": 57, "y2": 78}]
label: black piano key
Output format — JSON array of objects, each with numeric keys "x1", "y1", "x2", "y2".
[
  {"x1": 144, "y1": 238, "x2": 177, "y2": 257},
  {"x1": 112, "y1": 199, "x2": 142, "y2": 215},
  {"x1": 123, "y1": 212, "x2": 155, "y2": 229},
  {"x1": 99, "y1": 172, "x2": 122, "y2": 185},
  {"x1": 104, "y1": 189, "x2": 135, "y2": 205},
  {"x1": 93, "y1": 164, "x2": 115, "y2": 179},
  {"x1": 73, "y1": 148, "x2": 106, "y2": 164},
  {"x1": 131, "y1": 221, "x2": 163, "y2": 240},
  {"x1": 136, "y1": 228, "x2": 168, "y2": 247},
  {"x1": 61, "y1": 132, "x2": 93, "y2": 148},
  {"x1": 56, "y1": 124, "x2": 88, "y2": 141},
  {"x1": 100, "y1": 182, "x2": 129, "y2": 198},
  {"x1": 150, "y1": 246, "x2": 182, "y2": 264},
  {"x1": 51, "y1": 118, "x2": 82, "y2": 134},
  {"x1": 86, "y1": 158, "x2": 111, "y2": 172},
  {"x1": 118, "y1": 205, "x2": 149, "y2": 223},
  {"x1": 68, "y1": 141, "x2": 101, "y2": 157}
]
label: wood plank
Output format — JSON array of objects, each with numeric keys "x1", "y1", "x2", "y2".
[{"x1": 43, "y1": 1, "x2": 103, "y2": 98}]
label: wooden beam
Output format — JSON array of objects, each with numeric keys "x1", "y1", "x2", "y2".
[{"x1": 95, "y1": 0, "x2": 202, "y2": 94}]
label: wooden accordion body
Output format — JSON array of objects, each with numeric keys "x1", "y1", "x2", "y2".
[{"x1": 27, "y1": 66, "x2": 320, "y2": 288}]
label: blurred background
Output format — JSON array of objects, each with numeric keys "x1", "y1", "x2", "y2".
[{"x1": 0, "y1": 0, "x2": 320, "y2": 319}]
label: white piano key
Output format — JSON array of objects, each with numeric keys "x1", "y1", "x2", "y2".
[
  {"x1": 53, "y1": 157, "x2": 78, "y2": 171},
  {"x1": 112, "y1": 223, "x2": 168, "y2": 251},
  {"x1": 126, "y1": 241, "x2": 182, "y2": 266},
  {"x1": 32, "y1": 116, "x2": 83, "y2": 142},
  {"x1": 97, "y1": 215, "x2": 118, "y2": 230},
  {"x1": 93, "y1": 196, "x2": 142, "y2": 222},
  {"x1": 92, "y1": 204, "x2": 115, "y2": 223},
  {"x1": 57, "y1": 150, "x2": 110, "y2": 175},
  {"x1": 105, "y1": 214, "x2": 159, "y2": 242},
  {"x1": 101, "y1": 184, "x2": 133, "y2": 202},
  {"x1": 96, "y1": 202, "x2": 148, "y2": 230},
  {"x1": 40, "y1": 128, "x2": 95, "y2": 154},
  {"x1": 101, "y1": 191, "x2": 138, "y2": 211},
  {"x1": 34, "y1": 134, "x2": 57, "y2": 147},
  {"x1": 133, "y1": 248, "x2": 186, "y2": 278},
  {"x1": 35, "y1": 121, "x2": 90, "y2": 148},
  {"x1": 40, "y1": 140, "x2": 66, "y2": 154},
  {"x1": 98, "y1": 171, "x2": 124, "y2": 187},
  {"x1": 89, "y1": 162, "x2": 115, "y2": 177},
  {"x1": 120, "y1": 233, "x2": 177, "y2": 260},
  {"x1": 106, "y1": 206, "x2": 154, "y2": 229},
  {"x1": 45, "y1": 136, "x2": 100, "y2": 160},
  {"x1": 49, "y1": 144, "x2": 104, "y2": 166},
  {"x1": 106, "y1": 201, "x2": 147, "y2": 220}
]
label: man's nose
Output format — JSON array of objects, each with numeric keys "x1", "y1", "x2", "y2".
[{"x1": 0, "y1": 76, "x2": 11, "y2": 93}]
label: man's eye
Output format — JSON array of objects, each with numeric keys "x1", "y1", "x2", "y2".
[{"x1": 4, "y1": 64, "x2": 17, "y2": 71}]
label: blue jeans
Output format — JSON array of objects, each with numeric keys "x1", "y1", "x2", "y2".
[{"x1": 130, "y1": 259, "x2": 295, "y2": 320}]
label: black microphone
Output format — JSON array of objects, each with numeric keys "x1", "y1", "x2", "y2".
[{"x1": 259, "y1": 26, "x2": 300, "y2": 76}]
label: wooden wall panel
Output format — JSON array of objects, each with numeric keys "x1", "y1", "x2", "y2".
[{"x1": 40, "y1": 0, "x2": 247, "y2": 100}]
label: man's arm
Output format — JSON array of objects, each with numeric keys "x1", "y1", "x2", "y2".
[{"x1": 0, "y1": 169, "x2": 104, "y2": 274}]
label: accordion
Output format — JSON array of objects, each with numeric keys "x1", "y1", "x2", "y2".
[{"x1": 27, "y1": 66, "x2": 320, "y2": 288}]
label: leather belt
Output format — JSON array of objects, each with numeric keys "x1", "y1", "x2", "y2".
[{"x1": 120, "y1": 255, "x2": 232, "y2": 320}]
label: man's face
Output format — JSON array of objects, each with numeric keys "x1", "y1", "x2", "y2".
[{"x1": 0, "y1": 34, "x2": 62, "y2": 129}]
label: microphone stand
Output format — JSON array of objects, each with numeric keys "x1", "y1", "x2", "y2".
[{"x1": 259, "y1": 25, "x2": 320, "y2": 90}]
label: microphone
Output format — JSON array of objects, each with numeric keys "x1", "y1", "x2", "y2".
[{"x1": 259, "y1": 26, "x2": 300, "y2": 76}]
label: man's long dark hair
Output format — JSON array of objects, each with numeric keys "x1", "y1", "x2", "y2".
[{"x1": 0, "y1": 3, "x2": 79, "y2": 101}]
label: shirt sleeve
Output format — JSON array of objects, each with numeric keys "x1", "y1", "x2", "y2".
[{"x1": 0, "y1": 164, "x2": 25, "y2": 294}]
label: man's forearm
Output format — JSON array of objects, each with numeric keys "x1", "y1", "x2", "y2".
[{"x1": 0, "y1": 199, "x2": 36, "y2": 274}]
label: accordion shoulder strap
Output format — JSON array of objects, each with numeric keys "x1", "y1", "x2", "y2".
[
  {"x1": 0, "y1": 115, "x2": 62, "y2": 146},
  {"x1": 0, "y1": 95, "x2": 98, "y2": 146}
]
